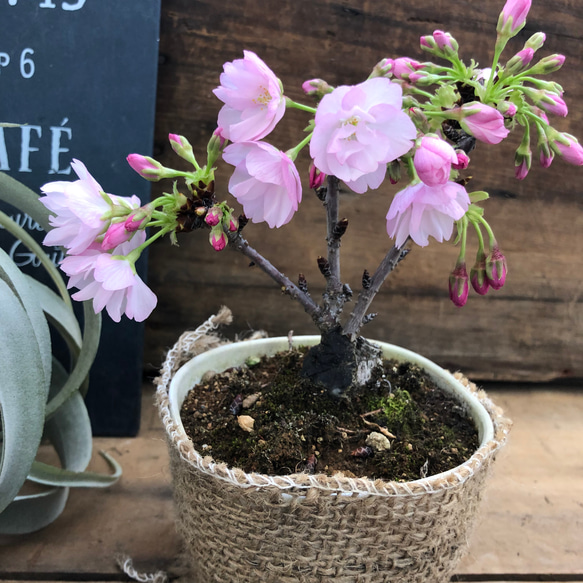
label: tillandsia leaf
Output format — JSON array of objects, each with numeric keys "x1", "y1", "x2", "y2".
[
  {"x1": 45, "y1": 359, "x2": 92, "y2": 471},
  {"x1": 26, "y1": 276, "x2": 82, "y2": 357},
  {"x1": 28, "y1": 453, "x2": 121, "y2": 487},
  {"x1": 44, "y1": 302, "x2": 102, "y2": 420},
  {"x1": 0, "y1": 206, "x2": 71, "y2": 309},
  {"x1": 0, "y1": 486, "x2": 69, "y2": 535},
  {"x1": 0, "y1": 171, "x2": 51, "y2": 231},
  {"x1": 0, "y1": 248, "x2": 52, "y2": 390},
  {"x1": 0, "y1": 279, "x2": 48, "y2": 514}
]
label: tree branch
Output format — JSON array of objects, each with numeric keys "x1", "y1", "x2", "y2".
[
  {"x1": 343, "y1": 241, "x2": 410, "y2": 338},
  {"x1": 227, "y1": 229, "x2": 322, "y2": 324}
]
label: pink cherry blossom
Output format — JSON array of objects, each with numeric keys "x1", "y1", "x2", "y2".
[
  {"x1": 310, "y1": 77, "x2": 416, "y2": 194},
  {"x1": 223, "y1": 141, "x2": 302, "y2": 228},
  {"x1": 213, "y1": 51, "x2": 285, "y2": 142},
  {"x1": 40, "y1": 159, "x2": 141, "y2": 255},
  {"x1": 498, "y1": 0, "x2": 532, "y2": 33},
  {"x1": 458, "y1": 102, "x2": 510, "y2": 144},
  {"x1": 413, "y1": 136, "x2": 457, "y2": 186},
  {"x1": 61, "y1": 232, "x2": 157, "y2": 322},
  {"x1": 386, "y1": 181, "x2": 470, "y2": 247}
]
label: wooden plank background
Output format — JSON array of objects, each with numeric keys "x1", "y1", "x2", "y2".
[{"x1": 142, "y1": 0, "x2": 583, "y2": 382}]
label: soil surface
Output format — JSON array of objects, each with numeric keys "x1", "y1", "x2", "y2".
[{"x1": 180, "y1": 347, "x2": 479, "y2": 482}]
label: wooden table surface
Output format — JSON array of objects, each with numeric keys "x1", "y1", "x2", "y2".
[{"x1": 1, "y1": 384, "x2": 581, "y2": 583}]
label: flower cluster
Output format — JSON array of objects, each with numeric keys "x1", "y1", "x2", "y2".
[
  {"x1": 39, "y1": 0, "x2": 582, "y2": 323},
  {"x1": 39, "y1": 160, "x2": 156, "y2": 322}
]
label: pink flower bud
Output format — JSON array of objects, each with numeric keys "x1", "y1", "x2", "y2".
[
  {"x1": 503, "y1": 48, "x2": 534, "y2": 77},
  {"x1": 458, "y1": 102, "x2": 510, "y2": 145},
  {"x1": 213, "y1": 127, "x2": 227, "y2": 148},
  {"x1": 101, "y1": 222, "x2": 132, "y2": 251},
  {"x1": 227, "y1": 215, "x2": 239, "y2": 232},
  {"x1": 309, "y1": 163, "x2": 326, "y2": 189},
  {"x1": 539, "y1": 146, "x2": 554, "y2": 168},
  {"x1": 392, "y1": 57, "x2": 424, "y2": 81},
  {"x1": 538, "y1": 92, "x2": 568, "y2": 117},
  {"x1": 452, "y1": 150, "x2": 470, "y2": 170},
  {"x1": 124, "y1": 213, "x2": 146, "y2": 233},
  {"x1": 301, "y1": 78, "x2": 332, "y2": 97},
  {"x1": 524, "y1": 32, "x2": 546, "y2": 51},
  {"x1": 420, "y1": 36, "x2": 433, "y2": 50},
  {"x1": 497, "y1": 101, "x2": 517, "y2": 117},
  {"x1": 554, "y1": 134, "x2": 583, "y2": 165},
  {"x1": 209, "y1": 228, "x2": 227, "y2": 251},
  {"x1": 514, "y1": 157, "x2": 530, "y2": 180},
  {"x1": 497, "y1": 0, "x2": 532, "y2": 34},
  {"x1": 414, "y1": 135, "x2": 457, "y2": 186},
  {"x1": 205, "y1": 206, "x2": 223, "y2": 227},
  {"x1": 530, "y1": 54, "x2": 566, "y2": 75},
  {"x1": 449, "y1": 263, "x2": 469, "y2": 307},
  {"x1": 485, "y1": 246, "x2": 508, "y2": 290},
  {"x1": 169, "y1": 133, "x2": 196, "y2": 164},
  {"x1": 370, "y1": 58, "x2": 394, "y2": 78},
  {"x1": 433, "y1": 30, "x2": 457, "y2": 52},
  {"x1": 470, "y1": 252, "x2": 490, "y2": 296},
  {"x1": 127, "y1": 154, "x2": 164, "y2": 182}
]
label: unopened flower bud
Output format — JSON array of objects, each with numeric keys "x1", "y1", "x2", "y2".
[
  {"x1": 369, "y1": 58, "x2": 394, "y2": 78},
  {"x1": 301, "y1": 78, "x2": 333, "y2": 99},
  {"x1": 552, "y1": 133, "x2": 583, "y2": 165},
  {"x1": 497, "y1": 0, "x2": 532, "y2": 38},
  {"x1": 209, "y1": 226, "x2": 227, "y2": 251},
  {"x1": 101, "y1": 221, "x2": 133, "y2": 251},
  {"x1": 524, "y1": 32, "x2": 546, "y2": 51},
  {"x1": 502, "y1": 48, "x2": 534, "y2": 77},
  {"x1": 497, "y1": 101, "x2": 517, "y2": 117},
  {"x1": 449, "y1": 262, "x2": 469, "y2": 307},
  {"x1": 470, "y1": 251, "x2": 490, "y2": 295},
  {"x1": 528, "y1": 89, "x2": 568, "y2": 117},
  {"x1": 392, "y1": 57, "x2": 425, "y2": 82},
  {"x1": 124, "y1": 212, "x2": 147, "y2": 233},
  {"x1": 126, "y1": 154, "x2": 166, "y2": 182},
  {"x1": 485, "y1": 245, "x2": 508, "y2": 290},
  {"x1": 169, "y1": 133, "x2": 197, "y2": 166},
  {"x1": 309, "y1": 163, "x2": 326, "y2": 189},
  {"x1": 387, "y1": 159, "x2": 401, "y2": 184},
  {"x1": 514, "y1": 126, "x2": 532, "y2": 180},
  {"x1": 528, "y1": 54, "x2": 566, "y2": 75},
  {"x1": 205, "y1": 206, "x2": 223, "y2": 227},
  {"x1": 452, "y1": 150, "x2": 470, "y2": 170},
  {"x1": 227, "y1": 214, "x2": 239, "y2": 232}
]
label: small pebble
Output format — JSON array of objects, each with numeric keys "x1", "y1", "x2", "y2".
[
  {"x1": 201, "y1": 371, "x2": 216, "y2": 382},
  {"x1": 366, "y1": 431, "x2": 391, "y2": 452},
  {"x1": 237, "y1": 415, "x2": 255, "y2": 433},
  {"x1": 242, "y1": 392, "x2": 261, "y2": 408}
]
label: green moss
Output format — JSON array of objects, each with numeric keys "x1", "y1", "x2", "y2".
[{"x1": 373, "y1": 389, "x2": 419, "y2": 435}]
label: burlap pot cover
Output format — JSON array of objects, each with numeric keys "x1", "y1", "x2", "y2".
[{"x1": 156, "y1": 309, "x2": 511, "y2": 583}]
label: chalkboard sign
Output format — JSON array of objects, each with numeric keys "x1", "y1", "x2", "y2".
[{"x1": 0, "y1": 1, "x2": 161, "y2": 436}]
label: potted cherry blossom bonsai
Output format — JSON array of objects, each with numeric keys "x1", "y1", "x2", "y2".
[{"x1": 36, "y1": 0, "x2": 580, "y2": 580}]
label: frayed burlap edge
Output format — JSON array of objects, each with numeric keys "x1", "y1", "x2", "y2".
[{"x1": 154, "y1": 306, "x2": 512, "y2": 499}]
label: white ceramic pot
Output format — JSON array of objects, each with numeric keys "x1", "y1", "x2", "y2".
[{"x1": 159, "y1": 336, "x2": 510, "y2": 583}]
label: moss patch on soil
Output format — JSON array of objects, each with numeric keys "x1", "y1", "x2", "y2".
[{"x1": 180, "y1": 347, "x2": 479, "y2": 482}]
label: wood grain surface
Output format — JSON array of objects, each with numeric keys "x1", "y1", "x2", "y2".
[{"x1": 142, "y1": 0, "x2": 583, "y2": 382}]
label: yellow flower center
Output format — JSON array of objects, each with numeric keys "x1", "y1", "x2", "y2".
[{"x1": 253, "y1": 85, "x2": 272, "y2": 108}]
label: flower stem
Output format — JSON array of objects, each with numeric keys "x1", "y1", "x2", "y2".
[
  {"x1": 285, "y1": 98, "x2": 317, "y2": 114},
  {"x1": 287, "y1": 132, "x2": 313, "y2": 161}
]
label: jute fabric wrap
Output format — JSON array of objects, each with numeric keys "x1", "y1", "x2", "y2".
[{"x1": 155, "y1": 308, "x2": 511, "y2": 583}]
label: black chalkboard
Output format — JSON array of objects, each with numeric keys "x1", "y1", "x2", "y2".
[{"x1": 0, "y1": 0, "x2": 161, "y2": 436}]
